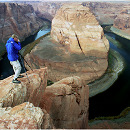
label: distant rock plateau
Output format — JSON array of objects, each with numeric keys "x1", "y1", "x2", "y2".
[{"x1": 111, "y1": 9, "x2": 130, "y2": 40}]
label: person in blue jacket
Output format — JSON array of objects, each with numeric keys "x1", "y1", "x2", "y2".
[{"x1": 6, "y1": 34, "x2": 23, "y2": 83}]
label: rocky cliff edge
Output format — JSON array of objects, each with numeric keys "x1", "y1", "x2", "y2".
[{"x1": 0, "y1": 67, "x2": 89, "y2": 129}]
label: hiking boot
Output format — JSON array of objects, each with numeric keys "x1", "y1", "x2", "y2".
[
  {"x1": 18, "y1": 75, "x2": 24, "y2": 78},
  {"x1": 12, "y1": 79, "x2": 21, "y2": 84}
]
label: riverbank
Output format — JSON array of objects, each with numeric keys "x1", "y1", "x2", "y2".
[
  {"x1": 105, "y1": 34, "x2": 122, "y2": 48},
  {"x1": 89, "y1": 48, "x2": 125, "y2": 97},
  {"x1": 89, "y1": 107, "x2": 130, "y2": 129},
  {"x1": 111, "y1": 26, "x2": 130, "y2": 40}
]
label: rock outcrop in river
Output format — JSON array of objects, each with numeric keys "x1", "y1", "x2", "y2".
[
  {"x1": 51, "y1": 4, "x2": 109, "y2": 57},
  {"x1": 25, "y1": 4, "x2": 109, "y2": 83},
  {"x1": 0, "y1": 3, "x2": 45, "y2": 43}
]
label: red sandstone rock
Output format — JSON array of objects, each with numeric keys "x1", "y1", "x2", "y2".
[
  {"x1": 30, "y1": 2, "x2": 62, "y2": 21},
  {"x1": 24, "y1": 4, "x2": 109, "y2": 83},
  {"x1": 51, "y1": 4, "x2": 109, "y2": 57},
  {"x1": 0, "y1": 68, "x2": 47, "y2": 107},
  {"x1": 0, "y1": 3, "x2": 44, "y2": 43},
  {"x1": 25, "y1": 35, "x2": 108, "y2": 83},
  {"x1": 0, "y1": 102, "x2": 54, "y2": 129},
  {"x1": 87, "y1": 2, "x2": 130, "y2": 25},
  {"x1": 25, "y1": 5, "x2": 109, "y2": 83},
  {"x1": 39, "y1": 76, "x2": 89, "y2": 129},
  {"x1": 29, "y1": 1, "x2": 130, "y2": 25}
]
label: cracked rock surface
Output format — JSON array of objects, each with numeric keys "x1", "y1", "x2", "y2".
[
  {"x1": 39, "y1": 76, "x2": 89, "y2": 129},
  {"x1": 25, "y1": 4, "x2": 109, "y2": 83}
]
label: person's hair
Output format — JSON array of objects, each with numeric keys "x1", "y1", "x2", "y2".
[{"x1": 11, "y1": 34, "x2": 18, "y2": 39}]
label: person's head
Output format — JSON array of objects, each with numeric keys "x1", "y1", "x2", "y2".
[{"x1": 11, "y1": 34, "x2": 18, "y2": 42}]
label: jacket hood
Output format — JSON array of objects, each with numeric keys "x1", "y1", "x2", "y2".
[
  {"x1": 7, "y1": 37, "x2": 14, "y2": 43},
  {"x1": 6, "y1": 37, "x2": 14, "y2": 46}
]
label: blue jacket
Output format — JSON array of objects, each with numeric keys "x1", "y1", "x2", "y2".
[{"x1": 6, "y1": 37, "x2": 21, "y2": 61}]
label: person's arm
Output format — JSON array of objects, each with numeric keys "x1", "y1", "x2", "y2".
[{"x1": 13, "y1": 40, "x2": 21, "y2": 51}]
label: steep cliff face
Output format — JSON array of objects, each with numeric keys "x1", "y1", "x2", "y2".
[
  {"x1": 0, "y1": 68, "x2": 55, "y2": 129},
  {"x1": 30, "y1": 2, "x2": 62, "y2": 21},
  {"x1": 39, "y1": 76, "x2": 89, "y2": 129},
  {"x1": 0, "y1": 3, "x2": 45, "y2": 43},
  {"x1": 0, "y1": 68, "x2": 48, "y2": 107}
]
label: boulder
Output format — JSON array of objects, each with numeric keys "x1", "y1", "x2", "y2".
[
  {"x1": 0, "y1": 68, "x2": 47, "y2": 107},
  {"x1": 0, "y1": 102, "x2": 54, "y2": 129},
  {"x1": 39, "y1": 76, "x2": 89, "y2": 129}
]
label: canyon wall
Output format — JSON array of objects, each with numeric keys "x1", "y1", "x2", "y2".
[
  {"x1": 111, "y1": 9, "x2": 130, "y2": 40},
  {"x1": 86, "y1": 2, "x2": 130, "y2": 25},
  {"x1": 28, "y1": 1, "x2": 130, "y2": 25},
  {"x1": 0, "y1": 68, "x2": 55, "y2": 129},
  {"x1": 30, "y1": 2, "x2": 62, "y2": 21},
  {"x1": 0, "y1": 3, "x2": 45, "y2": 43}
]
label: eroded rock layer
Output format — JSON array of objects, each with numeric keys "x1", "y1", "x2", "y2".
[
  {"x1": 0, "y1": 102, "x2": 54, "y2": 129},
  {"x1": 24, "y1": 35, "x2": 107, "y2": 83},
  {"x1": 39, "y1": 76, "x2": 89, "y2": 129},
  {"x1": 25, "y1": 4, "x2": 109, "y2": 83},
  {"x1": 0, "y1": 68, "x2": 47, "y2": 107},
  {"x1": 111, "y1": 9, "x2": 130, "y2": 40},
  {"x1": 24, "y1": 4, "x2": 109, "y2": 83},
  {"x1": 0, "y1": 3, "x2": 44, "y2": 43},
  {"x1": 51, "y1": 4, "x2": 109, "y2": 58}
]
